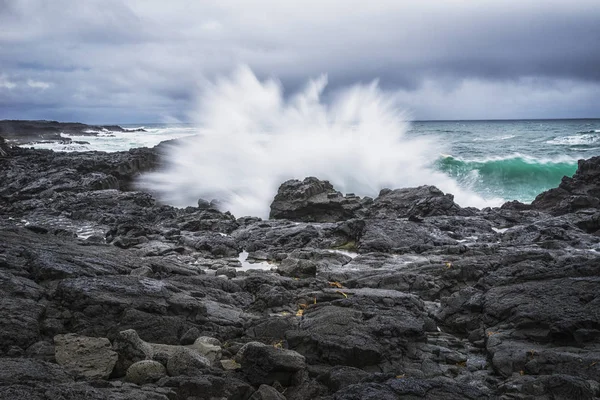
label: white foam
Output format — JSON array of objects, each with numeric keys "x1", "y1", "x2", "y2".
[
  {"x1": 546, "y1": 134, "x2": 599, "y2": 146},
  {"x1": 456, "y1": 235, "x2": 478, "y2": 243},
  {"x1": 25, "y1": 126, "x2": 197, "y2": 153},
  {"x1": 473, "y1": 134, "x2": 515, "y2": 141},
  {"x1": 76, "y1": 225, "x2": 98, "y2": 240},
  {"x1": 444, "y1": 153, "x2": 578, "y2": 165},
  {"x1": 140, "y1": 66, "x2": 501, "y2": 218},
  {"x1": 28, "y1": 142, "x2": 91, "y2": 152}
]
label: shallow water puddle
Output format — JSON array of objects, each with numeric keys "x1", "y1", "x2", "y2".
[
  {"x1": 237, "y1": 251, "x2": 275, "y2": 271},
  {"x1": 327, "y1": 249, "x2": 359, "y2": 259}
]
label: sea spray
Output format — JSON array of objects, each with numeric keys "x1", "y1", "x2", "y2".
[{"x1": 139, "y1": 66, "x2": 500, "y2": 218}]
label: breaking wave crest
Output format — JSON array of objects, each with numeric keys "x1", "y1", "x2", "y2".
[
  {"x1": 139, "y1": 66, "x2": 500, "y2": 218},
  {"x1": 435, "y1": 154, "x2": 578, "y2": 202}
]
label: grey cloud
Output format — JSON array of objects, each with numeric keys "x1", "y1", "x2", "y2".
[{"x1": 1, "y1": 0, "x2": 599, "y2": 122}]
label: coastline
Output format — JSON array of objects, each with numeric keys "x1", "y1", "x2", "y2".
[{"x1": 0, "y1": 129, "x2": 599, "y2": 399}]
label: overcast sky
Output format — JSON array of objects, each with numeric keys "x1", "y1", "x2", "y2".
[{"x1": 1, "y1": 0, "x2": 599, "y2": 123}]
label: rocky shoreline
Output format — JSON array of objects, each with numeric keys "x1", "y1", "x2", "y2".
[
  {"x1": 0, "y1": 120, "x2": 145, "y2": 145},
  {"x1": 0, "y1": 136, "x2": 599, "y2": 399}
]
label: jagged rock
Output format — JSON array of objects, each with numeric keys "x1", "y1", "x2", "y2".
[
  {"x1": 357, "y1": 218, "x2": 456, "y2": 253},
  {"x1": 54, "y1": 334, "x2": 118, "y2": 379},
  {"x1": 270, "y1": 177, "x2": 368, "y2": 222},
  {"x1": 178, "y1": 208, "x2": 239, "y2": 233},
  {"x1": 278, "y1": 258, "x2": 317, "y2": 278},
  {"x1": 126, "y1": 360, "x2": 167, "y2": 384},
  {"x1": 216, "y1": 266, "x2": 237, "y2": 278},
  {"x1": 238, "y1": 342, "x2": 306, "y2": 386},
  {"x1": 368, "y1": 185, "x2": 469, "y2": 219},
  {"x1": 0, "y1": 297, "x2": 44, "y2": 354},
  {"x1": 180, "y1": 232, "x2": 240, "y2": 257},
  {"x1": 532, "y1": 156, "x2": 600, "y2": 216},
  {"x1": 1, "y1": 134, "x2": 600, "y2": 399}
]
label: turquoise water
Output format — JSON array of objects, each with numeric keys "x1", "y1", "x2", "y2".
[{"x1": 408, "y1": 119, "x2": 600, "y2": 203}]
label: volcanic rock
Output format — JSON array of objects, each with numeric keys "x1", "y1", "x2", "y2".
[
  {"x1": 532, "y1": 155, "x2": 600, "y2": 216},
  {"x1": 270, "y1": 177, "x2": 368, "y2": 222},
  {"x1": 54, "y1": 333, "x2": 118, "y2": 379},
  {"x1": 1, "y1": 135, "x2": 599, "y2": 399}
]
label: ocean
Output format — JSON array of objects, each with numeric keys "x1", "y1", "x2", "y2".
[
  {"x1": 411, "y1": 119, "x2": 600, "y2": 204},
  {"x1": 28, "y1": 119, "x2": 600, "y2": 215}
]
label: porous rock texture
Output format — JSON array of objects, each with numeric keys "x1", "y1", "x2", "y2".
[{"x1": 0, "y1": 132, "x2": 599, "y2": 399}]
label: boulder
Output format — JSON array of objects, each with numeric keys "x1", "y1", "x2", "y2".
[
  {"x1": 113, "y1": 329, "x2": 220, "y2": 377},
  {"x1": 277, "y1": 258, "x2": 317, "y2": 278},
  {"x1": 179, "y1": 327, "x2": 200, "y2": 345},
  {"x1": 270, "y1": 177, "x2": 368, "y2": 222},
  {"x1": 54, "y1": 333, "x2": 118, "y2": 379},
  {"x1": 125, "y1": 360, "x2": 167, "y2": 384}
]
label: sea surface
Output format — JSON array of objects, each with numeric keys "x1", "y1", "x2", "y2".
[
  {"x1": 27, "y1": 119, "x2": 600, "y2": 207},
  {"x1": 411, "y1": 119, "x2": 600, "y2": 203}
]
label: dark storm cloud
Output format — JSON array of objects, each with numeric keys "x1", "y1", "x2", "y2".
[{"x1": 1, "y1": 0, "x2": 599, "y2": 122}]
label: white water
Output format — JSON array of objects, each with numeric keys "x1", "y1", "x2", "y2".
[
  {"x1": 26, "y1": 126, "x2": 197, "y2": 152},
  {"x1": 139, "y1": 66, "x2": 500, "y2": 218},
  {"x1": 546, "y1": 133, "x2": 600, "y2": 146}
]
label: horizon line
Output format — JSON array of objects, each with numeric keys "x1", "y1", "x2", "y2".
[{"x1": 2, "y1": 117, "x2": 599, "y2": 125}]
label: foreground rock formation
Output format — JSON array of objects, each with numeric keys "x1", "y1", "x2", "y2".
[{"x1": 0, "y1": 137, "x2": 599, "y2": 399}]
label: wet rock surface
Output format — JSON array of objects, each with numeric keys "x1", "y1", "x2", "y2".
[{"x1": 0, "y1": 139, "x2": 599, "y2": 399}]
